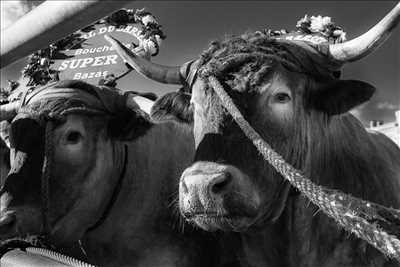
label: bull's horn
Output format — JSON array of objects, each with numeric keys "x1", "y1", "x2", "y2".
[
  {"x1": 0, "y1": 102, "x2": 19, "y2": 121},
  {"x1": 133, "y1": 96, "x2": 154, "y2": 115},
  {"x1": 105, "y1": 35, "x2": 185, "y2": 85},
  {"x1": 329, "y1": 3, "x2": 400, "y2": 62},
  {"x1": 125, "y1": 94, "x2": 154, "y2": 115}
]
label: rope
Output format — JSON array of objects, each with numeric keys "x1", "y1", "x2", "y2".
[
  {"x1": 41, "y1": 120, "x2": 54, "y2": 235},
  {"x1": 208, "y1": 75, "x2": 400, "y2": 261},
  {"x1": 26, "y1": 247, "x2": 97, "y2": 267}
]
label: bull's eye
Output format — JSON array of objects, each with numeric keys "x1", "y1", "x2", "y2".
[
  {"x1": 274, "y1": 93, "x2": 291, "y2": 103},
  {"x1": 65, "y1": 131, "x2": 82, "y2": 144}
]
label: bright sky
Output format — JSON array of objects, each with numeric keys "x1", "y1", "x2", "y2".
[{"x1": 1, "y1": 1, "x2": 399, "y2": 125}]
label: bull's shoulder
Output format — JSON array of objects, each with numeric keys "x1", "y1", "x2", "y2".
[{"x1": 367, "y1": 129, "x2": 400, "y2": 157}]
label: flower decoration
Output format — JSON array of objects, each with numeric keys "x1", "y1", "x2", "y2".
[
  {"x1": 295, "y1": 14, "x2": 347, "y2": 43},
  {"x1": 0, "y1": 86, "x2": 11, "y2": 104},
  {"x1": 140, "y1": 13, "x2": 158, "y2": 27},
  {"x1": 0, "y1": 89, "x2": 9, "y2": 104},
  {"x1": 309, "y1": 15, "x2": 332, "y2": 33},
  {"x1": 296, "y1": 15, "x2": 312, "y2": 33},
  {"x1": 0, "y1": 80, "x2": 21, "y2": 104},
  {"x1": 133, "y1": 8, "x2": 166, "y2": 56}
]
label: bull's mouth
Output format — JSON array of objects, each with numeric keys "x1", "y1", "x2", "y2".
[{"x1": 185, "y1": 212, "x2": 254, "y2": 232}]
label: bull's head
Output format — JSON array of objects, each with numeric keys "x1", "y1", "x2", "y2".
[
  {"x1": 106, "y1": 4, "x2": 400, "y2": 232},
  {"x1": 0, "y1": 81, "x2": 154, "y2": 250}
]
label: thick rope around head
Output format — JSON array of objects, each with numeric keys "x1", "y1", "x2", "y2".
[
  {"x1": 208, "y1": 75, "x2": 400, "y2": 261},
  {"x1": 41, "y1": 120, "x2": 54, "y2": 235}
]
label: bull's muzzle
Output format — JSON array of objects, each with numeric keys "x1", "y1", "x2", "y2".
[
  {"x1": 179, "y1": 161, "x2": 260, "y2": 231},
  {"x1": 180, "y1": 168, "x2": 232, "y2": 214}
]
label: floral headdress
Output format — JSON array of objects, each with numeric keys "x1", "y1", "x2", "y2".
[
  {"x1": 256, "y1": 14, "x2": 348, "y2": 78},
  {"x1": 296, "y1": 15, "x2": 346, "y2": 44}
]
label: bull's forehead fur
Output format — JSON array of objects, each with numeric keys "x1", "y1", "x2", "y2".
[
  {"x1": 194, "y1": 32, "x2": 338, "y2": 95},
  {"x1": 19, "y1": 80, "x2": 128, "y2": 119}
]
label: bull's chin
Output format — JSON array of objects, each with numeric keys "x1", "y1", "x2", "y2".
[{"x1": 189, "y1": 214, "x2": 253, "y2": 232}]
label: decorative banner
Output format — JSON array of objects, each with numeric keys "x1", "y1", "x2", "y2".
[
  {"x1": 20, "y1": 9, "x2": 165, "y2": 88},
  {"x1": 51, "y1": 23, "x2": 143, "y2": 84}
]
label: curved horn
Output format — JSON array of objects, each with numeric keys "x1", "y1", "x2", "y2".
[
  {"x1": 125, "y1": 94, "x2": 154, "y2": 115},
  {"x1": 132, "y1": 96, "x2": 154, "y2": 115},
  {"x1": 329, "y1": 3, "x2": 400, "y2": 62},
  {"x1": 105, "y1": 35, "x2": 186, "y2": 85},
  {"x1": 0, "y1": 101, "x2": 19, "y2": 121}
]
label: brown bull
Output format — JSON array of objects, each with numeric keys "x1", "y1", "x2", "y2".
[
  {"x1": 107, "y1": 4, "x2": 400, "y2": 266},
  {"x1": 0, "y1": 121, "x2": 10, "y2": 188},
  {"x1": 0, "y1": 81, "x2": 237, "y2": 267}
]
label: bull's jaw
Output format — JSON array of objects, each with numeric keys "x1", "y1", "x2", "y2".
[
  {"x1": 187, "y1": 213, "x2": 256, "y2": 232},
  {"x1": 180, "y1": 187, "x2": 259, "y2": 232},
  {"x1": 179, "y1": 161, "x2": 260, "y2": 232}
]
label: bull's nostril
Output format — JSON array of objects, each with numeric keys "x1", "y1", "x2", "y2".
[{"x1": 211, "y1": 173, "x2": 232, "y2": 195}]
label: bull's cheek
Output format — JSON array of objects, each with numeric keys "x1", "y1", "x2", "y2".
[
  {"x1": 13, "y1": 206, "x2": 43, "y2": 235},
  {"x1": 49, "y1": 213, "x2": 88, "y2": 247}
]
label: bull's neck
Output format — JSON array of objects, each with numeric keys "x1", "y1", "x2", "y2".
[
  {"x1": 237, "y1": 218, "x2": 290, "y2": 267},
  {"x1": 82, "y1": 122, "x2": 197, "y2": 266},
  {"x1": 304, "y1": 114, "x2": 400, "y2": 205},
  {"x1": 238, "y1": 114, "x2": 400, "y2": 266},
  {"x1": 280, "y1": 114, "x2": 400, "y2": 266}
]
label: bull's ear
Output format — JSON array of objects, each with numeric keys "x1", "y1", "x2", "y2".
[
  {"x1": 311, "y1": 80, "x2": 376, "y2": 115},
  {"x1": 150, "y1": 91, "x2": 193, "y2": 124},
  {"x1": 108, "y1": 109, "x2": 153, "y2": 141}
]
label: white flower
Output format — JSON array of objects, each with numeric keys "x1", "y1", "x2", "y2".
[
  {"x1": 155, "y1": 35, "x2": 162, "y2": 46},
  {"x1": 126, "y1": 9, "x2": 135, "y2": 16},
  {"x1": 40, "y1": 58, "x2": 49, "y2": 66},
  {"x1": 296, "y1": 15, "x2": 310, "y2": 28},
  {"x1": 309, "y1": 15, "x2": 332, "y2": 33},
  {"x1": 141, "y1": 14, "x2": 157, "y2": 26},
  {"x1": 333, "y1": 29, "x2": 347, "y2": 42},
  {"x1": 142, "y1": 39, "x2": 158, "y2": 55},
  {"x1": 136, "y1": 29, "x2": 145, "y2": 40}
]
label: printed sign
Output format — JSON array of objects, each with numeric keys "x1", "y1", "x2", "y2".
[
  {"x1": 19, "y1": 9, "x2": 164, "y2": 88},
  {"x1": 51, "y1": 23, "x2": 143, "y2": 84}
]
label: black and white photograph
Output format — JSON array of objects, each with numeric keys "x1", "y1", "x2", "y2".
[{"x1": 0, "y1": 1, "x2": 399, "y2": 266}]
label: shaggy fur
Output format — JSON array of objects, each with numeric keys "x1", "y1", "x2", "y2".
[
  {"x1": 0, "y1": 82, "x2": 239, "y2": 267},
  {"x1": 152, "y1": 32, "x2": 400, "y2": 266}
]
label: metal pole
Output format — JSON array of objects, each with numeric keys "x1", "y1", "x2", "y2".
[{"x1": 1, "y1": 0, "x2": 132, "y2": 68}]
